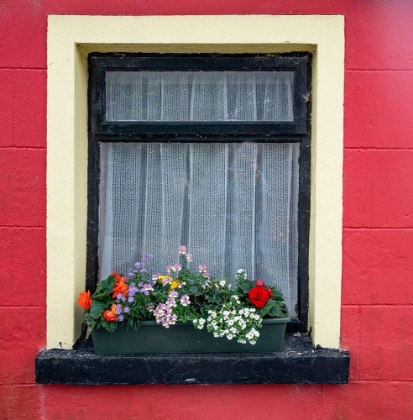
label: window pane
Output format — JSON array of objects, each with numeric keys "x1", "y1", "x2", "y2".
[
  {"x1": 105, "y1": 71, "x2": 294, "y2": 122},
  {"x1": 99, "y1": 142, "x2": 299, "y2": 315}
]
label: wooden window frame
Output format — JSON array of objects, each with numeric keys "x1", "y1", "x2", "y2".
[{"x1": 87, "y1": 52, "x2": 312, "y2": 331}]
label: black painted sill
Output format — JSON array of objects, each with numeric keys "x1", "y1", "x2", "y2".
[{"x1": 36, "y1": 334, "x2": 349, "y2": 385}]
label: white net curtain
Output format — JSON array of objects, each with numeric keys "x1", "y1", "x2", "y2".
[
  {"x1": 100, "y1": 70, "x2": 299, "y2": 315},
  {"x1": 106, "y1": 71, "x2": 294, "y2": 122}
]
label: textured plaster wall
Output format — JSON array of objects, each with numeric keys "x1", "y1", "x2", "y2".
[{"x1": 1, "y1": 0, "x2": 413, "y2": 419}]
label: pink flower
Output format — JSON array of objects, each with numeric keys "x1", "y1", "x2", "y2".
[
  {"x1": 178, "y1": 245, "x2": 187, "y2": 255},
  {"x1": 180, "y1": 294, "x2": 190, "y2": 306},
  {"x1": 198, "y1": 264, "x2": 207, "y2": 273},
  {"x1": 172, "y1": 264, "x2": 182, "y2": 272},
  {"x1": 186, "y1": 253, "x2": 193, "y2": 262}
]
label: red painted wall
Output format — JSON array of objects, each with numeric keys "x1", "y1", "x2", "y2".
[{"x1": 1, "y1": 1, "x2": 413, "y2": 418}]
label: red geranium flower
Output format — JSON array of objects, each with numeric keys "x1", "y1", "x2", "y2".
[{"x1": 248, "y1": 280, "x2": 272, "y2": 308}]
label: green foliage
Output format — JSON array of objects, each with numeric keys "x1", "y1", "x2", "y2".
[
  {"x1": 101, "y1": 319, "x2": 118, "y2": 333},
  {"x1": 237, "y1": 279, "x2": 256, "y2": 294},
  {"x1": 91, "y1": 276, "x2": 115, "y2": 300},
  {"x1": 79, "y1": 248, "x2": 288, "y2": 344},
  {"x1": 89, "y1": 300, "x2": 109, "y2": 319}
]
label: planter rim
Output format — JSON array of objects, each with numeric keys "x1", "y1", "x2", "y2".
[{"x1": 133, "y1": 315, "x2": 291, "y2": 328}]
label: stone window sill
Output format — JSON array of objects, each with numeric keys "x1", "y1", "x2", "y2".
[{"x1": 36, "y1": 334, "x2": 349, "y2": 385}]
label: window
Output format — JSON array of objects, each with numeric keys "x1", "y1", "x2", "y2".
[
  {"x1": 46, "y1": 15, "x2": 344, "y2": 350},
  {"x1": 87, "y1": 53, "x2": 311, "y2": 326}
]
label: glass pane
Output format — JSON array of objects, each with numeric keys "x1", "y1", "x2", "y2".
[
  {"x1": 105, "y1": 71, "x2": 294, "y2": 122},
  {"x1": 99, "y1": 142, "x2": 299, "y2": 316}
]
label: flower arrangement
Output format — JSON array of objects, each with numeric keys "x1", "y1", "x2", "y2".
[{"x1": 78, "y1": 246, "x2": 288, "y2": 345}]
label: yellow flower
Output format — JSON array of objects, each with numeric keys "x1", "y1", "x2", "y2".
[{"x1": 170, "y1": 280, "x2": 180, "y2": 290}]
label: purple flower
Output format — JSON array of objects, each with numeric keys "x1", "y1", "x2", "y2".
[
  {"x1": 124, "y1": 307, "x2": 130, "y2": 313},
  {"x1": 140, "y1": 269, "x2": 147, "y2": 274},
  {"x1": 116, "y1": 293, "x2": 123, "y2": 300},
  {"x1": 118, "y1": 315, "x2": 124, "y2": 322},
  {"x1": 115, "y1": 304, "x2": 123, "y2": 315},
  {"x1": 128, "y1": 296, "x2": 134, "y2": 303},
  {"x1": 145, "y1": 253, "x2": 154, "y2": 259},
  {"x1": 134, "y1": 262, "x2": 141, "y2": 269}
]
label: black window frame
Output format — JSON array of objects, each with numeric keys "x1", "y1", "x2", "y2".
[{"x1": 87, "y1": 52, "x2": 311, "y2": 332}]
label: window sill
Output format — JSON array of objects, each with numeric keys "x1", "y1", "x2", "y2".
[{"x1": 36, "y1": 334, "x2": 349, "y2": 385}]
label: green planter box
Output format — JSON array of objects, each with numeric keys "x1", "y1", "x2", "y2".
[{"x1": 92, "y1": 314, "x2": 291, "y2": 354}]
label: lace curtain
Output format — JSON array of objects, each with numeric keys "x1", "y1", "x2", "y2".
[
  {"x1": 106, "y1": 71, "x2": 294, "y2": 122},
  {"x1": 100, "y1": 70, "x2": 299, "y2": 315}
]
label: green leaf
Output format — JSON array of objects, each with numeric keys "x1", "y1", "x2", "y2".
[
  {"x1": 101, "y1": 276, "x2": 116, "y2": 292},
  {"x1": 91, "y1": 276, "x2": 116, "y2": 300},
  {"x1": 238, "y1": 280, "x2": 255, "y2": 294},
  {"x1": 260, "y1": 300, "x2": 286, "y2": 318},
  {"x1": 85, "y1": 324, "x2": 94, "y2": 339},
  {"x1": 271, "y1": 289, "x2": 284, "y2": 300},
  {"x1": 259, "y1": 299, "x2": 276, "y2": 317},
  {"x1": 85, "y1": 313, "x2": 95, "y2": 326},
  {"x1": 90, "y1": 300, "x2": 109, "y2": 319},
  {"x1": 101, "y1": 320, "x2": 118, "y2": 333}
]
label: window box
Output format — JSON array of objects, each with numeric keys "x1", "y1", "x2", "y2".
[{"x1": 92, "y1": 315, "x2": 291, "y2": 355}]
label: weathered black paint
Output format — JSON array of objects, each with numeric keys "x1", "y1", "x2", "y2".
[
  {"x1": 36, "y1": 334, "x2": 349, "y2": 385},
  {"x1": 89, "y1": 53, "x2": 310, "y2": 137}
]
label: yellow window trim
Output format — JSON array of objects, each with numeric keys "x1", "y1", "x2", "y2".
[{"x1": 47, "y1": 15, "x2": 344, "y2": 349}]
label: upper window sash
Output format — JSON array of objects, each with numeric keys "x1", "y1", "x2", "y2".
[{"x1": 89, "y1": 53, "x2": 311, "y2": 139}]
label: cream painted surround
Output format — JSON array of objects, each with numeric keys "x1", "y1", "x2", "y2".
[{"x1": 47, "y1": 15, "x2": 344, "y2": 350}]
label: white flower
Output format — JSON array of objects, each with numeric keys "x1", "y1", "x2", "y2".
[{"x1": 219, "y1": 280, "x2": 226, "y2": 287}]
